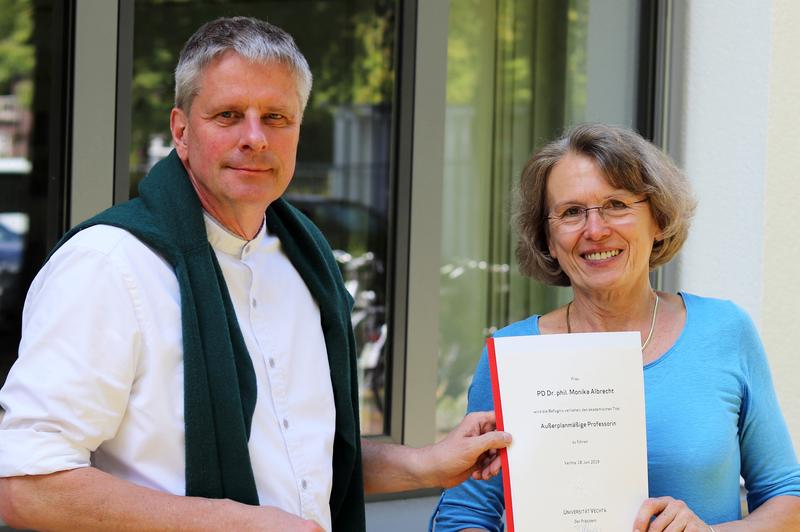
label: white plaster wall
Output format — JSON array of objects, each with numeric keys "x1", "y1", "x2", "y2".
[
  {"x1": 761, "y1": 0, "x2": 800, "y2": 451},
  {"x1": 672, "y1": 0, "x2": 800, "y2": 451},
  {"x1": 672, "y1": 1, "x2": 769, "y2": 324}
]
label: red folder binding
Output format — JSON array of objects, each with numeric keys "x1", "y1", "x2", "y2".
[{"x1": 487, "y1": 337, "x2": 516, "y2": 532}]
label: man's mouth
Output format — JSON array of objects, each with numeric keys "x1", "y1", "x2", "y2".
[
  {"x1": 582, "y1": 249, "x2": 621, "y2": 261},
  {"x1": 230, "y1": 166, "x2": 271, "y2": 172}
]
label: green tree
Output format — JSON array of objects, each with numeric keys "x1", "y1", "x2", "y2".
[
  {"x1": 0, "y1": 0, "x2": 35, "y2": 107},
  {"x1": 129, "y1": 0, "x2": 397, "y2": 189}
]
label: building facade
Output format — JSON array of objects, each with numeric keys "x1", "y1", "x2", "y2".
[{"x1": 0, "y1": 1, "x2": 797, "y2": 529}]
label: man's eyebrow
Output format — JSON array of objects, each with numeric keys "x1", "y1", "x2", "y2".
[
  {"x1": 263, "y1": 104, "x2": 298, "y2": 114},
  {"x1": 201, "y1": 102, "x2": 242, "y2": 113}
]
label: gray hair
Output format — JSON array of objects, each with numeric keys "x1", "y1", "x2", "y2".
[
  {"x1": 175, "y1": 17, "x2": 313, "y2": 113},
  {"x1": 515, "y1": 123, "x2": 696, "y2": 286}
]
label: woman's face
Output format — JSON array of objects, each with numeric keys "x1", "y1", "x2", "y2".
[{"x1": 545, "y1": 152, "x2": 661, "y2": 295}]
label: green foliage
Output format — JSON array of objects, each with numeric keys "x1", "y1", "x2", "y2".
[
  {"x1": 0, "y1": 0, "x2": 35, "y2": 98},
  {"x1": 565, "y1": 0, "x2": 589, "y2": 124},
  {"x1": 129, "y1": 0, "x2": 397, "y2": 186},
  {"x1": 446, "y1": 0, "x2": 489, "y2": 105}
]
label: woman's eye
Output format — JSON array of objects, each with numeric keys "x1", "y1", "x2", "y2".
[
  {"x1": 606, "y1": 199, "x2": 629, "y2": 210},
  {"x1": 561, "y1": 206, "x2": 584, "y2": 218}
]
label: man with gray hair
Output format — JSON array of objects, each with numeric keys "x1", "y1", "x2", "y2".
[{"x1": 0, "y1": 16, "x2": 509, "y2": 532}]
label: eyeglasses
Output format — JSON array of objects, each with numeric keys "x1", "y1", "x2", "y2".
[{"x1": 547, "y1": 198, "x2": 649, "y2": 232}]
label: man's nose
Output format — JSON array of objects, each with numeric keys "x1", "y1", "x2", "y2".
[{"x1": 240, "y1": 116, "x2": 268, "y2": 151}]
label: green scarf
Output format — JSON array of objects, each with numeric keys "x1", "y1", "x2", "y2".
[{"x1": 52, "y1": 150, "x2": 365, "y2": 530}]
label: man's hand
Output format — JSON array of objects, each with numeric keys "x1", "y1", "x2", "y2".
[
  {"x1": 246, "y1": 506, "x2": 324, "y2": 532},
  {"x1": 361, "y1": 411, "x2": 511, "y2": 494},
  {"x1": 420, "y1": 411, "x2": 512, "y2": 488}
]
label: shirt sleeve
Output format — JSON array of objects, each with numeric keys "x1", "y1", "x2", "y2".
[
  {"x1": 0, "y1": 236, "x2": 143, "y2": 477},
  {"x1": 430, "y1": 347, "x2": 506, "y2": 532},
  {"x1": 735, "y1": 308, "x2": 800, "y2": 510}
]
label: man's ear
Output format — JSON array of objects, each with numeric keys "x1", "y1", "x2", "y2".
[{"x1": 170, "y1": 107, "x2": 189, "y2": 159}]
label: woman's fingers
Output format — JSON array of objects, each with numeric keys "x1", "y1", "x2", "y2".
[{"x1": 633, "y1": 497, "x2": 709, "y2": 532}]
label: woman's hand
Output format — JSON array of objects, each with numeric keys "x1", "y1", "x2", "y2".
[{"x1": 633, "y1": 497, "x2": 713, "y2": 532}]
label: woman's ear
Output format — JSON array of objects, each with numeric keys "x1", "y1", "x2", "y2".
[
  {"x1": 654, "y1": 224, "x2": 665, "y2": 242},
  {"x1": 547, "y1": 236, "x2": 558, "y2": 261}
]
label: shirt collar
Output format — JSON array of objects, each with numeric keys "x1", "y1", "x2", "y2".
[{"x1": 203, "y1": 212, "x2": 266, "y2": 258}]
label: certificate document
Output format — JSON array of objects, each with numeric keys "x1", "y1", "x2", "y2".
[{"x1": 488, "y1": 332, "x2": 647, "y2": 532}]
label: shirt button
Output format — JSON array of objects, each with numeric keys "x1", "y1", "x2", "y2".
[
  {"x1": 251, "y1": 298, "x2": 257, "y2": 309},
  {"x1": 301, "y1": 479, "x2": 308, "y2": 490},
  {"x1": 269, "y1": 358, "x2": 276, "y2": 368},
  {"x1": 283, "y1": 418, "x2": 289, "y2": 429}
]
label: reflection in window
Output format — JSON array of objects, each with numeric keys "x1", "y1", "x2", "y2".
[
  {"x1": 129, "y1": 0, "x2": 398, "y2": 436},
  {"x1": 0, "y1": 0, "x2": 69, "y2": 385},
  {"x1": 0, "y1": 0, "x2": 70, "y2": 388},
  {"x1": 437, "y1": 0, "x2": 642, "y2": 436}
]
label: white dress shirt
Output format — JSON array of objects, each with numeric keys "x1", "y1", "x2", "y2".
[{"x1": 0, "y1": 214, "x2": 337, "y2": 530}]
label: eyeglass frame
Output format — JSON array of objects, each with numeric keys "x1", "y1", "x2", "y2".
[{"x1": 547, "y1": 197, "x2": 650, "y2": 231}]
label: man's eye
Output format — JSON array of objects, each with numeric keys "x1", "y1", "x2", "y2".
[
  {"x1": 561, "y1": 206, "x2": 584, "y2": 218},
  {"x1": 265, "y1": 113, "x2": 285, "y2": 122}
]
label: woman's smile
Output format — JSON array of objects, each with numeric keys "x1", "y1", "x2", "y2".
[{"x1": 581, "y1": 248, "x2": 622, "y2": 262}]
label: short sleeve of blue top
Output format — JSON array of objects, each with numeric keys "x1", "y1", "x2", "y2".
[{"x1": 430, "y1": 293, "x2": 800, "y2": 531}]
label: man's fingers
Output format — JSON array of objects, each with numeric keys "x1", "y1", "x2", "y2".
[
  {"x1": 472, "y1": 429, "x2": 512, "y2": 454},
  {"x1": 461, "y1": 411, "x2": 498, "y2": 434},
  {"x1": 469, "y1": 450, "x2": 503, "y2": 480},
  {"x1": 480, "y1": 453, "x2": 503, "y2": 480},
  {"x1": 471, "y1": 452, "x2": 503, "y2": 481}
]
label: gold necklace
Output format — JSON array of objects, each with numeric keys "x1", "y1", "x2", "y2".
[{"x1": 566, "y1": 293, "x2": 660, "y2": 351}]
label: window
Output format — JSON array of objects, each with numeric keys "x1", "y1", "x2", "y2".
[
  {"x1": 127, "y1": 0, "x2": 401, "y2": 436},
  {"x1": 437, "y1": 0, "x2": 650, "y2": 436},
  {"x1": 0, "y1": 0, "x2": 71, "y2": 388}
]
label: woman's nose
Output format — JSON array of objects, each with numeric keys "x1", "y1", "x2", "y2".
[{"x1": 582, "y1": 208, "x2": 611, "y2": 238}]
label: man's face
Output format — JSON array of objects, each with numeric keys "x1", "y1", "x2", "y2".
[{"x1": 170, "y1": 51, "x2": 301, "y2": 221}]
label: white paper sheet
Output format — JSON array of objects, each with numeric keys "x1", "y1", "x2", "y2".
[{"x1": 489, "y1": 332, "x2": 648, "y2": 532}]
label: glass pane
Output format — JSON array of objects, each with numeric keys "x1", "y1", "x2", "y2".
[
  {"x1": 129, "y1": 0, "x2": 397, "y2": 435},
  {"x1": 437, "y1": 0, "x2": 642, "y2": 436},
  {"x1": 437, "y1": 0, "x2": 497, "y2": 433},
  {"x1": 0, "y1": 0, "x2": 68, "y2": 388}
]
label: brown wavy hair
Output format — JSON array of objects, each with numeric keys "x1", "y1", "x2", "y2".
[{"x1": 515, "y1": 123, "x2": 696, "y2": 286}]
